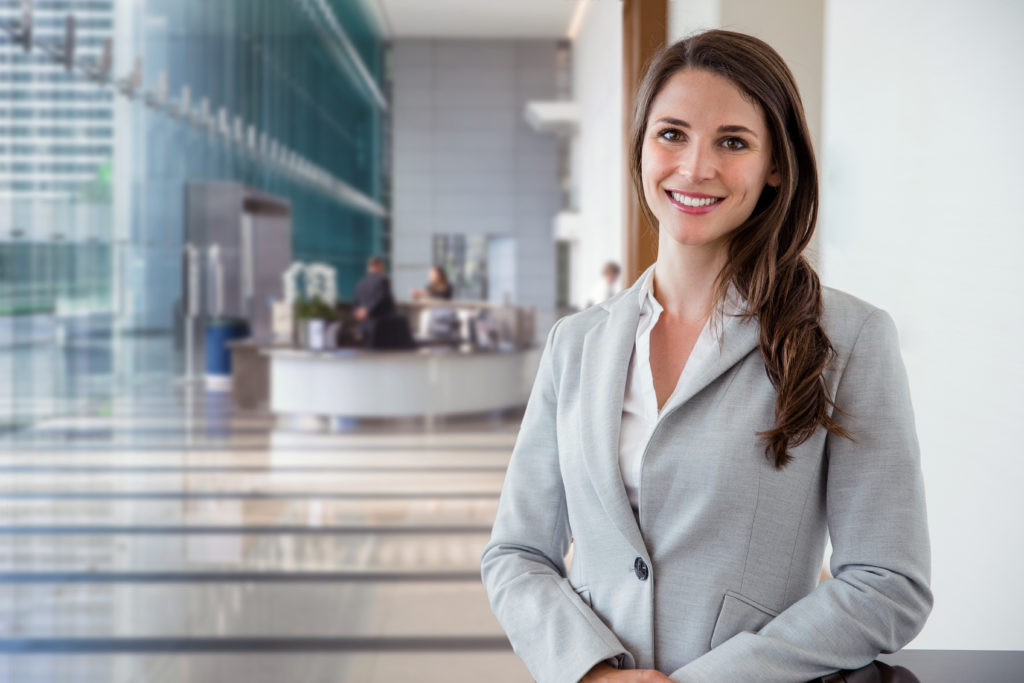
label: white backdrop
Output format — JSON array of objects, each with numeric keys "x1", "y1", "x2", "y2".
[{"x1": 819, "y1": 0, "x2": 1024, "y2": 651}]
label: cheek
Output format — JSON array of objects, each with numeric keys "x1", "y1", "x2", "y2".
[
  {"x1": 722, "y1": 163, "x2": 768, "y2": 201},
  {"x1": 641, "y1": 146, "x2": 670, "y2": 192},
  {"x1": 737, "y1": 158, "x2": 770, "y2": 192}
]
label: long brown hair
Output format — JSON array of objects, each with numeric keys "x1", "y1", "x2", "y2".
[{"x1": 628, "y1": 29, "x2": 852, "y2": 469}]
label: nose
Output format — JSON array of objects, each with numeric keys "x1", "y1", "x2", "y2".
[{"x1": 676, "y1": 142, "x2": 716, "y2": 183}]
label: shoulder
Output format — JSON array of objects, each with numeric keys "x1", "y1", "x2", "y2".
[
  {"x1": 820, "y1": 286, "x2": 902, "y2": 361},
  {"x1": 538, "y1": 288, "x2": 631, "y2": 364},
  {"x1": 549, "y1": 289, "x2": 630, "y2": 340}
]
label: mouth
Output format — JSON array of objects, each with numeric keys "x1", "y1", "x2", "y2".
[{"x1": 665, "y1": 190, "x2": 724, "y2": 213}]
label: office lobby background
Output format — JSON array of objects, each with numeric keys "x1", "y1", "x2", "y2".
[{"x1": 1, "y1": 0, "x2": 1021, "y2": 681}]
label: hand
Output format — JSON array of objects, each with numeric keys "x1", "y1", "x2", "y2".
[
  {"x1": 411, "y1": 288, "x2": 425, "y2": 299},
  {"x1": 581, "y1": 661, "x2": 674, "y2": 683},
  {"x1": 353, "y1": 307, "x2": 367, "y2": 322}
]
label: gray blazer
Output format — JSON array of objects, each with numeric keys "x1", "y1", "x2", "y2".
[{"x1": 480, "y1": 264, "x2": 933, "y2": 682}]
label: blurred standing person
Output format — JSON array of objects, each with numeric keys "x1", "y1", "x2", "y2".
[
  {"x1": 352, "y1": 256, "x2": 397, "y2": 343},
  {"x1": 586, "y1": 261, "x2": 622, "y2": 308}
]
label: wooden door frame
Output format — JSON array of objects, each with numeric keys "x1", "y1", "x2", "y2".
[{"x1": 622, "y1": 0, "x2": 667, "y2": 284}]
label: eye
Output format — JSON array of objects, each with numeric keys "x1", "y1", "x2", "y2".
[
  {"x1": 657, "y1": 128, "x2": 684, "y2": 142},
  {"x1": 722, "y1": 137, "x2": 748, "y2": 151}
]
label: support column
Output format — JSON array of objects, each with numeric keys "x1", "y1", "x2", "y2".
[{"x1": 622, "y1": 0, "x2": 667, "y2": 283}]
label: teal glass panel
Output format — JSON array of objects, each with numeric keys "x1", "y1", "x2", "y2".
[{"x1": 0, "y1": 0, "x2": 388, "y2": 427}]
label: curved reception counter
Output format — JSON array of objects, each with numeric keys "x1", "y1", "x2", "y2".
[{"x1": 262, "y1": 345, "x2": 541, "y2": 419}]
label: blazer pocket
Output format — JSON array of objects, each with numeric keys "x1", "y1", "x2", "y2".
[{"x1": 709, "y1": 590, "x2": 780, "y2": 650}]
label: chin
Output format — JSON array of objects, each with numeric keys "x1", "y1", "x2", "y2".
[{"x1": 661, "y1": 225, "x2": 723, "y2": 248}]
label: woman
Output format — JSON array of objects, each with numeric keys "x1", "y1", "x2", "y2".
[
  {"x1": 410, "y1": 265, "x2": 453, "y2": 300},
  {"x1": 480, "y1": 29, "x2": 932, "y2": 683}
]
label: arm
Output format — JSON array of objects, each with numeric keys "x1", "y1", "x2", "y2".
[
  {"x1": 481, "y1": 317, "x2": 634, "y2": 683},
  {"x1": 669, "y1": 309, "x2": 934, "y2": 682}
]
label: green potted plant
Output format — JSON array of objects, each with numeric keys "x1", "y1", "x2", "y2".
[{"x1": 293, "y1": 295, "x2": 336, "y2": 349}]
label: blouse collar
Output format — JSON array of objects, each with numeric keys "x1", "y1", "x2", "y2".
[{"x1": 636, "y1": 264, "x2": 749, "y2": 337}]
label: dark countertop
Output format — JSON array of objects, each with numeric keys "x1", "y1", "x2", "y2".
[
  {"x1": 226, "y1": 335, "x2": 536, "y2": 357},
  {"x1": 875, "y1": 650, "x2": 1024, "y2": 682}
]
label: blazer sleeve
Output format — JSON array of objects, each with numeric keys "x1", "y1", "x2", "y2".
[
  {"x1": 480, "y1": 316, "x2": 633, "y2": 683},
  {"x1": 668, "y1": 308, "x2": 934, "y2": 683}
]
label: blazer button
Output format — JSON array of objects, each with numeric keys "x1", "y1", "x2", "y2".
[{"x1": 634, "y1": 557, "x2": 649, "y2": 581}]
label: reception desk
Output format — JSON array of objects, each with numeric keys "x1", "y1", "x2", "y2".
[{"x1": 263, "y1": 345, "x2": 540, "y2": 419}]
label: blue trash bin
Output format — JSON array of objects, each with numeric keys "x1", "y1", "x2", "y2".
[{"x1": 205, "y1": 317, "x2": 250, "y2": 380}]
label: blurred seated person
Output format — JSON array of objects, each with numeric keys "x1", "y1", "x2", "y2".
[
  {"x1": 353, "y1": 256, "x2": 415, "y2": 350},
  {"x1": 410, "y1": 267, "x2": 461, "y2": 344},
  {"x1": 410, "y1": 266, "x2": 453, "y2": 301}
]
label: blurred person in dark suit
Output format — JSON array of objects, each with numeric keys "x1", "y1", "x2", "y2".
[{"x1": 353, "y1": 256, "x2": 411, "y2": 349}]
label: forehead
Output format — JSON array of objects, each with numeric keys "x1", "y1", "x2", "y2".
[{"x1": 647, "y1": 68, "x2": 765, "y2": 130}]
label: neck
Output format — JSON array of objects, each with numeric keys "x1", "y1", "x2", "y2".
[{"x1": 651, "y1": 231, "x2": 729, "y2": 323}]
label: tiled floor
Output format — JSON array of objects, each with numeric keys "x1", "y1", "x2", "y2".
[{"x1": 0, "y1": 366, "x2": 533, "y2": 682}]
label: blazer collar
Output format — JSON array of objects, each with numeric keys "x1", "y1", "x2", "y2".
[{"x1": 578, "y1": 263, "x2": 762, "y2": 558}]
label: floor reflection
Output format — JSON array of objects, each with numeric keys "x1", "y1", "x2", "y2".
[{"x1": 0, "y1": 337, "x2": 530, "y2": 682}]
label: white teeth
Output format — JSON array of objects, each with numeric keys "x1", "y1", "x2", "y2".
[{"x1": 670, "y1": 192, "x2": 721, "y2": 207}]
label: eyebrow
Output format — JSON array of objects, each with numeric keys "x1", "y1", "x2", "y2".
[{"x1": 653, "y1": 117, "x2": 758, "y2": 138}]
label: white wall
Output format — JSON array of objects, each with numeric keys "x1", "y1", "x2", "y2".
[
  {"x1": 820, "y1": 0, "x2": 1024, "y2": 650},
  {"x1": 668, "y1": 0, "x2": 720, "y2": 43},
  {"x1": 568, "y1": 0, "x2": 623, "y2": 308}
]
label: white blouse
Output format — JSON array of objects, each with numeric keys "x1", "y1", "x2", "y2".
[{"x1": 617, "y1": 267, "x2": 748, "y2": 519}]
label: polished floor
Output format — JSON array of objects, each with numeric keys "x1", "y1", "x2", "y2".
[{"x1": 0, "y1": 353, "x2": 533, "y2": 682}]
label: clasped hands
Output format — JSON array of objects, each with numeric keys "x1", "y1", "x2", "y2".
[{"x1": 581, "y1": 661, "x2": 674, "y2": 682}]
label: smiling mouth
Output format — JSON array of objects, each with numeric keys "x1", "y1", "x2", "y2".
[{"x1": 666, "y1": 191, "x2": 724, "y2": 208}]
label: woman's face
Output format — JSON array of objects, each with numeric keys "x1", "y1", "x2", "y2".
[{"x1": 641, "y1": 68, "x2": 781, "y2": 250}]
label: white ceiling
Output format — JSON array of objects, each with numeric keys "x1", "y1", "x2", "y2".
[{"x1": 371, "y1": 0, "x2": 581, "y2": 39}]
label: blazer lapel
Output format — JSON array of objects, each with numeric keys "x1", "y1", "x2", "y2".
[
  {"x1": 662, "y1": 299, "x2": 761, "y2": 416},
  {"x1": 578, "y1": 267, "x2": 648, "y2": 558},
  {"x1": 577, "y1": 265, "x2": 763, "y2": 557}
]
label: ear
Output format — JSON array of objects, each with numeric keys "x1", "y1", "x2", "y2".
[{"x1": 766, "y1": 163, "x2": 782, "y2": 188}]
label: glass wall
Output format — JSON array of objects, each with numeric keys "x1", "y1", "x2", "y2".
[{"x1": 0, "y1": 0, "x2": 388, "y2": 429}]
